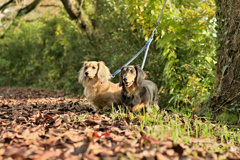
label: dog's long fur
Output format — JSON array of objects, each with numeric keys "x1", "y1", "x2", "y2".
[
  {"x1": 78, "y1": 61, "x2": 122, "y2": 111},
  {"x1": 119, "y1": 65, "x2": 159, "y2": 113}
]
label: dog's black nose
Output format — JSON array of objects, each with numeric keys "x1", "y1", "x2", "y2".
[
  {"x1": 85, "y1": 72, "x2": 89, "y2": 76},
  {"x1": 123, "y1": 78, "x2": 127, "y2": 81}
]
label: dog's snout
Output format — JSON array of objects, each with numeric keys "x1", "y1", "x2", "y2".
[
  {"x1": 123, "y1": 78, "x2": 127, "y2": 81},
  {"x1": 85, "y1": 72, "x2": 89, "y2": 76}
]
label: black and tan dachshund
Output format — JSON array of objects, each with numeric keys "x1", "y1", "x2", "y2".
[{"x1": 119, "y1": 65, "x2": 159, "y2": 113}]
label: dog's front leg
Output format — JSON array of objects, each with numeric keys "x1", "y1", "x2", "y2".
[
  {"x1": 122, "y1": 103, "x2": 132, "y2": 111},
  {"x1": 153, "y1": 102, "x2": 160, "y2": 111},
  {"x1": 90, "y1": 103, "x2": 98, "y2": 111}
]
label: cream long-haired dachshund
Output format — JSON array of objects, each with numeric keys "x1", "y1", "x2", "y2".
[{"x1": 78, "y1": 61, "x2": 122, "y2": 111}]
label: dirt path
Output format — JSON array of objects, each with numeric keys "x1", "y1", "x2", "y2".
[{"x1": 0, "y1": 87, "x2": 239, "y2": 160}]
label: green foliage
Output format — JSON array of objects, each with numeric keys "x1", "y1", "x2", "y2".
[
  {"x1": 126, "y1": 0, "x2": 217, "y2": 108},
  {"x1": 0, "y1": 0, "x2": 217, "y2": 109},
  {"x1": 0, "y1": 16, "x2": 83, "y2": 93},
  {"x1": 0, "y1": 0, "x2": 141, "y2": 93},
  {"x1": 111, "y1": 109, "x2": 240, "y2": 148},
  {"x1": 218, "y1": 112, "x2": 239, "y2": 125}
]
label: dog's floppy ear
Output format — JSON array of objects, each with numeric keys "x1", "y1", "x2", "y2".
[
  {"x1": 78, "y1": 61, "x2": 87, "y2": 83},
  {"x1": 135, "y1": 65, "x2": 146, "y2": 87},
  {"x1": 119, "y1": 68, "x2": 123, "y2": 87},
  {"x1": 97, "y1": 61, "x2": 111, "y2": 81}
]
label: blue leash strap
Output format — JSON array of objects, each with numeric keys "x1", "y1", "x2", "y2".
[
  {"x1": 111, "y1": 37, "x2": 153, "y2": 78},
  {"x1": 155, "y1": 0, "x2": 167, "y2": 28},
  {"x1": 111, "y1": 0, "x2": 167, "y2": 78},
  {"x1": 141, "y1": 37, "x2": 153, "y2": 69}
]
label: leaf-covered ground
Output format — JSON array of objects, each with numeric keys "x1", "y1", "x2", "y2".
[{"x1": 0, "y1": 87, "x2": 239, "y2": 160}]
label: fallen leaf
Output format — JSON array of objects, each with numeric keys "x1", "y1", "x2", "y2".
[
  {"x1": 0, "y1": 121, "x2": 11, "y2": 126},
  {"x1": 94, "y1": 131, "x2": 110, "y2": 139},
  {"x1": 43, "y1": 114, "x2": 54, "y2": 120},
  {"x1": 111, "y1": 127, "x2": 124, "y2": 134},
  {"x1": 36, "y1": 150, "x2": 61, "y2": 160},
  {"x1": 110, "y1": 133, "x2": 124, "y2": 142},
  {"x1": 53, "y1": 118, "x2": 62, "y2": 127},
  {"x1": 22, "y1": 129, "x2": 30, "y2": 137},
  {"x1": 190, "y1": 138, "x2": 213, "y2": 144},
  {"x1": 172, "y1": 144, "x2": 184, "y2": 156},
  {"x1": 4, "y1": 147, "x2": 24, "y2": 158},
  {"x1": 3, "y1": 132, "x2": 14, "y2": 139},
  {"x1": 85, "y1": 119, "x2": 101, "y2": 125},
  {"x1": 165, "y1": 149, "x2": 175, "y2": 156},
  {"x1": 72, "y1": 143, "x2": 89, "y2": 155},
  {"x1": 83, "y1": 154, "x2": 100, "y2": 160},
  {"x1": 101, "y1": 115, "x2": 111, "y2": 122},
  {"x1": 200, "y1": 117, "x2": 208, "y2": 122},
  {"x1": 141, "y1": 135, "x2": 158, "y2": 145},
  {"x1": 156, "y1": 152, "x2": 170, "y2": 160},
  {"x1": 61, "y1": 114, "x2": 70, "y2": 123},
  {"x1": 0, "y1": 148, "x2": 5, "y2": 156},
  {"x1": 115, "y1": 144, "x2": 136, "y2": 153},
  {"x1": 86, "y1": 131, "x2": 94, "y2": 140},
  {"x1": 63, "y1": 131, "x2": 85, "y2": 142}
]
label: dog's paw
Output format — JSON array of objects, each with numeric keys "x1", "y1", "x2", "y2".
[
  {"x1": 146, "y1": 107, "x2": 153, "y2": 114},
  {"x1": 102, "y1": 106, "x2": 111, "y2": 112},
  {"x1": 153, "y1": 103, "x2": 160, "y2": 111},
  {"x1": 132, "y1": 103, "x2": 145, "y2": 112}
]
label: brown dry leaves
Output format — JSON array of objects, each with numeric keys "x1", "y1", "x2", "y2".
[{"x1": 0, "y1": 87, "x2": 240, "y2": 160}]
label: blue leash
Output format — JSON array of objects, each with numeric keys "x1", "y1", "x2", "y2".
[
  {"x1": 111, "y1": 37, "x2": 153, "y2": 78},
  {"x1": 111, "y1": 0, "x2": 167, "y2": 78}
]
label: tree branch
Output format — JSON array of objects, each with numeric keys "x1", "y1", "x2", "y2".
[
  {"x1": 60, "y1": 0, "x2": 88, "y2": 30},
  {"x1": 0, "y1": 0, "x2": 42, "y2": 39},
  {"x1": 76, "y1": 0, "x2": 84, "y2": 8},
  {"x1": 0, "y1": 0, "x2": 14, "y2": 11},
  {"x1": 60, "y1": 0, "x2": 78, "y2": 20},
  {"x1": 39, "y1": 4, "x2": 58, "y2": 7},
  {"x1": 16, "y1": 0, "x2": 42, "y2": 17}
]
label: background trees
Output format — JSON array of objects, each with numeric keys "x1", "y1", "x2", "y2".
[
  {"x1": 0, "y1": 0, "x2": 219, "y2": 116},
  {"x1": 208, "y1": 0, "x2": 240, "y2": 124}
]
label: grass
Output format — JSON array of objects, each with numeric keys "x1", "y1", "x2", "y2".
[{"x1": 110, "y1": 105, "x2": 240, "y2": 153}]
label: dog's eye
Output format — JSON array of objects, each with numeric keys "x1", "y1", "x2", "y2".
[
  {"x1": 130, "y1": 70, "x2": 133, "y2": 73},
  {"x1": 85, "y1": 66, "x2": 88, "y2": 70},
  {"x1": 92, "y1": 66, "x2": 95, "y2": 69}
]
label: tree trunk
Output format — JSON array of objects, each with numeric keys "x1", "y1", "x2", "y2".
[
  {"x1": 210, "y1": 0, "x2": 240, "y2": 122},
  {"x1": 60, "y1": 0, "x2": 87, "y2": 30},
  {"x1": 60, "y1": 0, "x2": 78, "y2": 20}
]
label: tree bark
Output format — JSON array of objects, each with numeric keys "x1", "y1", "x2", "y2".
[
  {"x1": 60, "y1": 0, "x2": 87, "y2": 30},
  {"x1": 0, "y1": 0, "x2": 14, "y2": 11},
  {"x1": 16, "y1": 0, "x2": 42, "y2": 17},
  {"x1": 60, "y1": 0, "x2": 78, "y2": 20},
  {"x1": 0, "y1": 0, "x2": 42, "y2": 39},
  {"x1": 210, "y1": 0, "x2": 240, "y2": 113}
]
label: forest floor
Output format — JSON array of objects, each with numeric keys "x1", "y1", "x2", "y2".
[{"x1": 0, "y1": 87, "x2": 240, "y2": 160}]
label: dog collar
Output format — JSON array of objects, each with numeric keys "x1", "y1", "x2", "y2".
[{"x1": 96, "y1": 81, "x2": 104, "y2": 87}]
